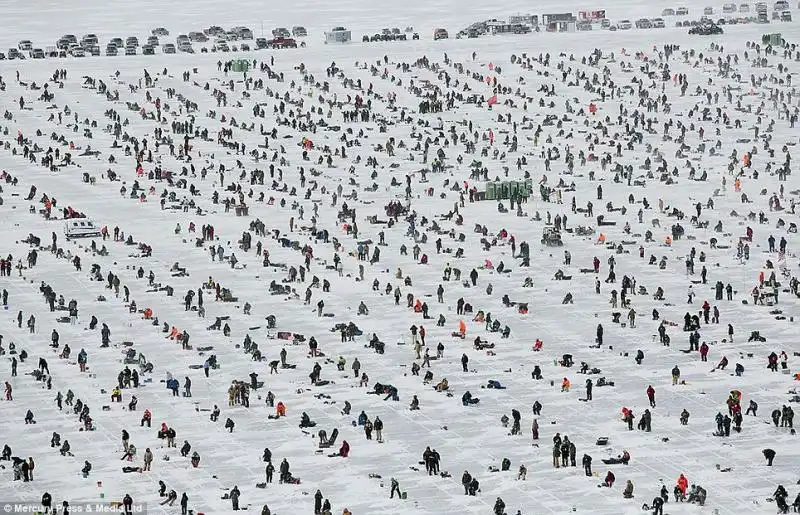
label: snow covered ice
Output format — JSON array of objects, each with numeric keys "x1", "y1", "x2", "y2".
[{"x1": 1, "y1": 0, "x2": 800, "y2": 514}]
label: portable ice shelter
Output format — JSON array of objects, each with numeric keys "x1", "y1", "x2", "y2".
[{"x1": 325, "y1": 27, "x2": 351, "y2": 44}]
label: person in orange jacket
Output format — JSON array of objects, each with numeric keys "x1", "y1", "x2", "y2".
[{"x1": 276, "y1": 402, "x2": 286, "y2": 417}]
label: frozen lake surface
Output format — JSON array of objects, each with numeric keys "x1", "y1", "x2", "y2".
[{"x1": 0, "y1": 1, "x2": 800, "y2": 515}]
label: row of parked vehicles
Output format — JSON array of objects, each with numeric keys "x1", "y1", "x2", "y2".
[
  {"x1": 361, "y1": 27, "x2": 418, "y2": 42},
  {"x1": 700, "y1": 1, "x2": 793, "y2": 22},
  {"x1": 2, "y1": 24, "x2": 310, "y2": 60},
  {"x1": 663, "y1": 0, "x2": 794, "y2": 15},
  {"x1": 576, "y1": 17, "x2": 667, "y2": 31}
]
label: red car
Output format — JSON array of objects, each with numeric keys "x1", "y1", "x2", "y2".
[{"x1": 268, "y1": 37, "x2": 297, "y2": 48}]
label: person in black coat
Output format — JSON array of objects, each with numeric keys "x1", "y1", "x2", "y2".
[
  {"x1": 461, "y1": 471, "x2": 471, "y2": 494},
  {"x1": 763, "y1": 448, "x2": 776, "y2": 466},
  {"x1": 314, "y1": 490, "x2": 323, "y2": 513}
]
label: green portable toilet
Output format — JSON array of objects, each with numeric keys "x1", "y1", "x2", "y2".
[
  {"x1": 485, "y1": 182, "x2": 497, "y2": 200},
  {"x1": 770, "y1": 33, "x2": 783, "y2": 46},
  {"x1": 232, "y1": 59, "x2": 250, "y2": 73},
  {"x1": 499, "y1": 181, "x2": 510, "y2": 199},
  {"x1": 509, "y1": 181, "x2": 519, "y2": 198},
  {"x1": 521, "y1": 179, "x2": 532, "y2": 198}
]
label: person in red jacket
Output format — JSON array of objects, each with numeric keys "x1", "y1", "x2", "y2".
[
  {"x1": 646, "y1": 385, "x2": 656, "y2": 408},
  {"x1": 700, "y1": 342, "x2": 709, "y2": 362},
  {"x1": 676, "y1": 474, "x2": 688, "y2": 496},
  {"x1": 339, "y1": 440, "x2": 350, "y2": 458}
]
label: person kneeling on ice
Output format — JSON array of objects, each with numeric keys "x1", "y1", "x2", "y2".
[
  {"x1": 462, "y1": 391, "x2": 479, "y2": 406},
  {"x1": 329, "y1": 440, "x2": 349, "y2": 458},
  {"x1": 623, "y1": 480, "x2": 634, "y2": 498}
]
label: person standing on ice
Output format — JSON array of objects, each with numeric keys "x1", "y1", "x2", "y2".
[
  {"x1": 314, "y1": 490, "x2": 323, "y2": 513},
  {"x1": 647, "y1": 385, "x2": 656, "y2": 407},
  {"x1": 229, "y1": 486, "x2": 240, "y2": 510}
]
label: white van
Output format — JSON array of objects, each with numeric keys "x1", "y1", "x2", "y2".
[{"x1": 64, "y1": 219, "x2": 101, "y2": 239}]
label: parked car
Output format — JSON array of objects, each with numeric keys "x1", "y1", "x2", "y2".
[
  {"x1": 676, "y1": 6, "x2": 689, "y2": 14},
  {"x1": 89, "y1": 45, "x2": 100, "y2": 56},
  {"x1": 146, "y1": 36, "x2": 159, "y2": 46},
  {"x1": 30, "y1": 48, "x2": 44, "y2": 59},
  {"x1": 125, "y1": 46, "x2": 136, "y2": 55},
  {"x1": 206, "y1": 25, "x2": 225, "y2": 36},
  {"x1": 142, "y1": 45, "x2": 155, "y2": 55},
  {"x1": 106, "y1": 46, "x2": 118, "y2": 56},
  {"x1": 70, "y1": 47, "x2": 85, "y2": 57},
  {"x1": 110, "y1": 37, "x2": 123, "y2": 47},
  {"x1": 178, "y1": 40, "x2": 193, "y2": 52},
  {"x1": 268, "y1": 36, "x2": 297, "y2": 48},
  {"x1": 635, "y1": 18, "x2": 653, "y2": 28},
  {"x1": 662, "y1": 8, "x2": 676, "y2": 15},
  {"x1": 272, "y1": 27, "x2": 291, "y2": 38},
  {"x1": 652, "y1": 17, "x2": 666, "y2": 27},
  {"x1": 740, "y1": 3, "x2": 751, "y2": 11},
  {"x1": 81, "y1": 34, "x2": 98, "y2": 46},
  {"x1": 576, "y1": 21, "x2": 593, "y2": 31},
  {"x1": 723, "y1": 3, "x2": 737, "y2": 12},
  {"x1": 292, "y1": 26, "x2": 308, "y2": 37},
  {"x1": 18, "y1": 40, "x2": 33, "y2": 51},
  {"x1": 8, "y1": 48, "x2": 22, "y2": 59},
  {"x1": 125, "y1": 36, "x2": 139, "y2": 47},
  {"x1": 152, "y1": 27, "x2": 169, "y2": 36},
  {"x1": 774, "y1": 0, "x2": 789, "y2": 9},
  {"x1": 234, "y1": 27, "x2": 253, "y2": 39},
  {"x1": 433, "y1": 28, "x2": 449, "y2": 40},
  {"x1": 163, "y1": 43, "x2": 176, "y2": 54},
  {"x1": 46, "y1": 46, "x2": 59, "y2": 57},
  {"x1": 617, "y1": 19, "x2": 632, "y2": 29},
  {"x1": 704, "y1": 6, "x2": 714, "y2": 14},
  {"x1": 256, "y1": 37, "x2": 268, "y2": 49},
  {"x1": 781, "y1": 9, "x2": 792, "y2": 19}
]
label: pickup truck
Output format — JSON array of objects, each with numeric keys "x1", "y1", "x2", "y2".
[{"x1": 268, "y1": 37, "x2": 297, "y2": 48}]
